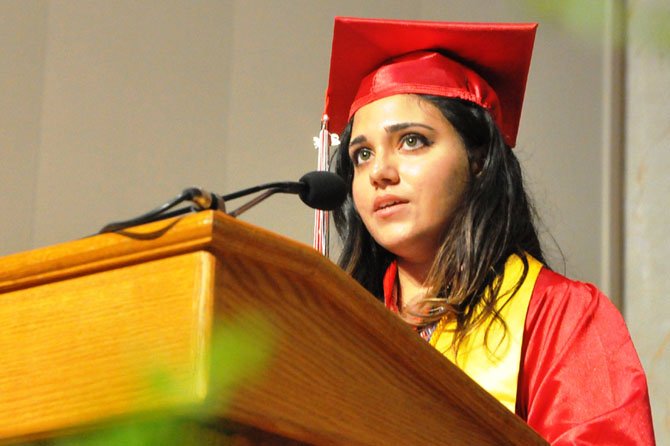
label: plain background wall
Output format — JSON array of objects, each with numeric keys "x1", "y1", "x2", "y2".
[
  {"x1": 625, "y1": 0, "x2": 669, "y2": 441},
  {"x1": 1, "y1": 0, "x2": 667, "y2": 442},
  {"x1": 2, "y1": 0, "x2": 615, "y2": 292},
  {"x1": 0, "y1": 1, "x2": 47, "y2": 256}
]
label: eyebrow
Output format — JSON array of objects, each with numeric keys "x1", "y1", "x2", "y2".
[
  {"x1": 386, "y1": 122, "x2": 435, "y2": 133},
  {"x1": 349, "y1": 122, "x2": 436, "y2": 148}
]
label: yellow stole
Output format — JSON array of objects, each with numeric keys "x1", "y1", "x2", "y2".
[{"x1": 430, "y1": 254, "x2": 542, "y2": 412}]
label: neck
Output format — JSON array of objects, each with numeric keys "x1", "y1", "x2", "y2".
[{"x1": 396, "y1": 257, "x2": 433, "y2": 309}]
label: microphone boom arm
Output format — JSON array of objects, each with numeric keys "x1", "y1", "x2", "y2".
[
  {"x1": 227, "y1": 187, "x2": 283, "y2": 218},
  {"x1": 98, "y1": 172, "x2": 345, "y2": 234}
]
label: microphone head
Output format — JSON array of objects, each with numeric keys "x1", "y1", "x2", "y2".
[{"x1": 298, "y1": 171, "x2": 347, "y2": 210}]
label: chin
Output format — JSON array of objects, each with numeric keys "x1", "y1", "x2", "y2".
[
  {"x1": 373, "y1": 231, "x2": 440, "y2": 263},
  {"x1": 377, "y1": 238, "x2": 420, "y2": 258}
]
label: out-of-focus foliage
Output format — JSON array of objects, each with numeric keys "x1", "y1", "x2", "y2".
[
  {"x1": 522, "y1": 0, "x2": 670, "y2": 54},
  {"x1": 27, "y1": 312, "x2": 275, "y2": 446},
  {"x1": 633, "y1": 3, "x2": 670, "y2": 54},
  {"x1": 525, "y1": 0, "x2": 610, "y2": 33}
]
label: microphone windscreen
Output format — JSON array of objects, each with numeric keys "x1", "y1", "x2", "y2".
[{"x1": 298, "y1": 171, "x2": 347, "y2": 210}]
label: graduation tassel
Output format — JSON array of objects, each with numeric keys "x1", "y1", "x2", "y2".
[{"x1": 312, "y1": 114, "x2": 331, "y2": 256}]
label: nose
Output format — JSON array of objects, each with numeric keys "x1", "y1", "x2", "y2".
[{"x1": 369, "y1": 150, "x2": 399, "y2": 187}]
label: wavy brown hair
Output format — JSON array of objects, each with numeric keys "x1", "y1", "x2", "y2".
[{"x1": 332, "y1": 95, "x2": 545, "y2": 352}]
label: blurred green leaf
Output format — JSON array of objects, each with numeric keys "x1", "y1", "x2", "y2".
[
  {"x1": 522, "y1": 0, "x2": 670, "y2": 53},
  {"x1": 39, "y1": 311, "x2": 275, "y2": 446}
]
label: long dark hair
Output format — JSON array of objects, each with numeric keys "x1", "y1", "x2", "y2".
[{"x1": 333, "y1": 95, "x2": 545, "y2": 351}]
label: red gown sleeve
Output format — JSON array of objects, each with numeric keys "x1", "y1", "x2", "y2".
[{"x1": 516, "y1": 268, "x2": 655, "y2": 445}]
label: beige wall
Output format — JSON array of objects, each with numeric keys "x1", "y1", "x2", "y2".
[
  {"x1": 2, "y1": 0, "x2": 617, "y2": 291},
  {"x1": 625, "y1": 0, "x2": 669, "y2": 441},
  {"x1": 0, "y1": 1, "x2": 47, "y2": 256},
  {"x1": 1, "y1": 0, "x2": 666, "y2": 442}
]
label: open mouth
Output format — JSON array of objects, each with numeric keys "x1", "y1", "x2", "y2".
[
  {"x1": 374, "y1": 197, "x2": 408, "y2": 213},
  {"x1": 377, "y1": 200, "x2": 403, "y2": 210}
]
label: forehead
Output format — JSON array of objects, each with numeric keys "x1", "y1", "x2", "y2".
[{"x1": 351, "y1": 94, "x2": 446, "y2": 134}]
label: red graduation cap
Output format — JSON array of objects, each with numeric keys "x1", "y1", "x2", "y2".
[{"x1": 324, "y1": 17, "x2": 537, "y2": 148}]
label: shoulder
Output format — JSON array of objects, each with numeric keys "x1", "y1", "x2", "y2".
[
  {"x1": 532, "y1": 266, "x2": 603, "y2": 307},
  {"x1": 524, "y1": 267, "x2": 637, "y2": 376},
  {"x1": 527, "y1": 267, "x2": 625, "y2": 338},
  {"x1": 518, "y1": 267, "x2": 655, "y2": 444}
]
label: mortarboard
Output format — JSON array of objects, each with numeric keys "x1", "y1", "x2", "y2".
[{"x1": 324, "y1": 17, "x2": 537, "y2": 148}]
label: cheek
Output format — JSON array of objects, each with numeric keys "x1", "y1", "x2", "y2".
[
  {"x1": 350, "y1": 175, "x2": 366, "y2": 211},
  {"x1": 423, "y1": 160, "x2": 470, "y2": 213},
  {"x1": 443, "y1": 169, "x2": 470, "y2": 212}
]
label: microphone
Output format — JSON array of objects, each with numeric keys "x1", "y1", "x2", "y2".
[
  {"x1": 223, "y1": 171, "x2": 346, "y2": 217},
  {"x1": 99, "y1": 171, "x2": 347, "y2": 232},
  {"x1": 301, "y1": 171, "x2": 344, "y2": 258},
  {"x1": 297, "y1": 171, "x2": 348, "y2": 210}
]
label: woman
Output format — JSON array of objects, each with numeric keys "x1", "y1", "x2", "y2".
[{"x1": 324, "y1": 17, "x2": 654, "y2": 444}]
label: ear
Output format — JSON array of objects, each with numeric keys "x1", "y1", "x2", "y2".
[
  {"x1": 470, "y1": 145, "x2": 486, "y2": 177},
  {"x1": 471, "y1": 159, "x2": 483, "y2": 177}
]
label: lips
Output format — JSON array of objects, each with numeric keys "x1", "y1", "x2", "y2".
[{"x1": 373, "y1": 195, "x2": 409, "y2": 213}]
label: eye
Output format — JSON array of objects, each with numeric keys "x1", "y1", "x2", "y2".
[
  {"x1": 400, "y1": 133, "x2": 430, "y2": 150},
  {"x1": 351, "y1": 147, "x2": 373, "y2": 165}
]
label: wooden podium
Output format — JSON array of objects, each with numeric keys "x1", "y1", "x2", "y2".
[{"x1": 0, "y1": 211, "x2": 547, "y2": 445}]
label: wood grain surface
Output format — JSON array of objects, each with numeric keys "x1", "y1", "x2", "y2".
[{"x1": 0, "y1": 211, "x2": 548, "y2": 445}]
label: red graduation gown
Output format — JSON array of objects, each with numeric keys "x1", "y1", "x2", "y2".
[
  {"x1": 383, "y1": 262, "x2": 655, "y2": 444},
  {"x1": 517, "y1": 267, "x2": 655, "y2": 445}
]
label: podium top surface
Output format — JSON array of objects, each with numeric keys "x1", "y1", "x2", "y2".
[{"x1": 0, "y1": 211, "x2": 548, "y2": 445}]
